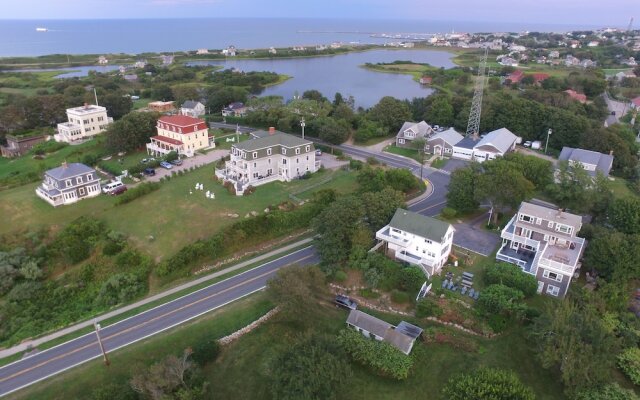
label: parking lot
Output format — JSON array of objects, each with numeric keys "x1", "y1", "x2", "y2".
[{"x1": 144, "y1": 149, "x2": 229, "y2": 182}]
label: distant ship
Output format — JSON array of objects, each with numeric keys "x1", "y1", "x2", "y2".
[{"x1": 35, "y1": 27, "x2": 48, "y2": 32}]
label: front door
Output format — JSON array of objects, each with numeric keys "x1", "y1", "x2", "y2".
[{"x1": 434, "y1": 145, "x2": 442, "y2": 156}]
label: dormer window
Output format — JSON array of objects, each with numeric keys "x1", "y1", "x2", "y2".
[
  {"x1": 267, "y1": 148, "x2": 272, "y2": 156},
  {"x1": 305, "y1": 145, "x2": 310, "y2": 152},
  {"x1": 65, "y1": 180, "x2": 72, "y2": 186},
  {"x1": 76, "y1": 177, "x2": 82, "y2": 184},
  {"x1": 518, "y1": 214, "x2": 533, "y2": 223},
  {"x1": 282, "y1": 148, "x2": 287, "y2": 155},
  {"x1": 295, "y1": 148, "x2": 300, "y2": 155},
  {"x1": 253, "y1": 152, "x2": 257, "y2": 159}
]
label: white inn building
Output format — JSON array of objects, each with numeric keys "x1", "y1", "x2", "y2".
[
  {"x1": 496, "y1": 201, "x2": 586, "y2": 298},
  {"x1": 36, "y1": 162, "x2": 101, "y2": 207},
  {"x1": 215, "y1": 128, "x2": 319, "y2": 195},
  {"x1": 56, "y1": 104, "x2": 112, "y2": 143},
  {"x1": 375, "y1": 208, "x2": 455, "y2": 278}
]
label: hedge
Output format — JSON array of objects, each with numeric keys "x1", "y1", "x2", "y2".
[
  {"x1": 484, "y1": 263, "x2": 538, "y2": 297},
  {"x1": 618, "y1": 347, "x2": 640, "y2": 385},
  {"x1": 114, "y1": 182, "x2": 160, "y2": 206}
]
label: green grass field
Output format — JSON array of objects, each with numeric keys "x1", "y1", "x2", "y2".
[
  {"x1": 0, "y1": 166, "x2": 356, "y2": 260},
  {"x1": 383, "y1": 144, "x2": 422, "y2": 163}
]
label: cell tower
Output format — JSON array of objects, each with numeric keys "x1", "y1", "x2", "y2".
[{"x1": 466, "y1": 47, "x2": 488, "y2": 138}]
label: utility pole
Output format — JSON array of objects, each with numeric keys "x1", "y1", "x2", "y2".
[
  {"x1": 94, "y1": 320, "x2": 110, "y2": 366},
  {"x1": 94, "y1": 88, "x2": 99, "y2": 106},
  {"x1": 545, "y1": 128, "x2": 552, "y2": 154},
  {"x1": 300, "y1": 117, "x2": 306, "y2": 139}
]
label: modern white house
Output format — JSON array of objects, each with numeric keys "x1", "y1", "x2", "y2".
[
  {"x1": 36, "y1": 162, "x2": 101, "y2": 207},
  {"x1": 346, "y1": 310, "x2": 423, "y2": 355},
  {"x1": 558, "y1": 147, "x2": 614, "y2": 177},
  {"x1": 395, "y1": 121, "x2": 434, "y2": 149},
  {"x1": 55, "y1": 104, "x2": 113, "y2": 143},
  {"x1": 496, "y1": 201, "x2": 587, "y2": 298},
  {"x1": 451, "y1": 128, "x2": 518, "y2": 162},
  {"x1": 375, "y1": 208, "x2": 454, "y2": 278},
  {"x1": 215, "y1": 128, "x2": 319, "y2": 195},
  {"x1": 146, "y1": 115, "x2": 212, "y2": 158}
]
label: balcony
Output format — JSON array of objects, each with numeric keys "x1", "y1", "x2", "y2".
[
  {"x1": 376, "y1": 226, "x2": 410, "y2": 247},
  {"x1": 496, "y1": 244, "x2": 535, "y2": 274},
  {"x1": 396, "y1": 250, "x2": 422, "y2": 265},
  {"x1": 500, "y1": 216, "x2": 541, "y2": 250}
]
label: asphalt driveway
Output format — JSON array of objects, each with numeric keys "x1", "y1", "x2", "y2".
[
  {"x1": 439, "y1": 158, "x2": 470, "y2": 174},
  {"x1": 451, "y1": 211, "x2": 501, "y2": 256}
]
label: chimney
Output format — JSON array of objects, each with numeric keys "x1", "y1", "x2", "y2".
[
  {"x1": 61, "y1": 161, "x2": 68, "y2": 169},
  {"x1": 269, "y1": 127, "x2": 275, "y2": 135},
  {"x1": 84, "y1": 102, "x2": 89, "y2": 109},
  {"x1": 609, "y1": 150, "x2": 614, "y2": 156}
]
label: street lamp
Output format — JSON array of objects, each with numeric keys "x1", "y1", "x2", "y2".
[
  {"x1": 545, "y1": 128, "x2": 552, "y2": 154},
  {"x1": 300, "y1": 117, "x2": 306, "y2": 139},
  {"x1": 94, "y1": 320, "x2": 110, "y2": 366}
]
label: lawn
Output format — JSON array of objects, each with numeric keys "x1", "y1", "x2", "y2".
[
  {"x1": 215, "y1": 131, "x2": 251, "y2": 149},
  {"x1": 609, "y1": 177, "x2": 636, "y2": 199},
  {"x1": 205, "y1": 300, "x2": 566, "y2": 400},
  {"x1": 383, "y1": 144, "x2": 422, "y2": 163},
  {"x1": 0, "y1": 166, "x2": 356, "y2": 260},
  {"x1": 8, "y1": 293, "x2": 274, "y2": 400}
]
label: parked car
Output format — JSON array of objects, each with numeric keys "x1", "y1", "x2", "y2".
[
  {"x1": 315, "y1": 149, "x2": 322, "y2": 156},
  {"x1": 531, "y1": 141, "x2": 542, "y2": 150},
  {"x1": 170, "y1": 158, "x2": 183, "y2": 166},
  {"x1": 159, "y1": 161, "x2": 173, "y2": 169},
  {"x1": 110, "y1": 185, "x2": 128, "y2": 196},
  {"x1": 143, "y1": 167, "x2": 156, "y2": 176},
  {"x1": 523, "y1": 141, "x2": 532, "y2": 148},
  {"x1": 102, "y1": 181, "x2": 125, "y2": 194},
  {"x1": 334, "y1": 295, "x2": 357, "y2": 310}
]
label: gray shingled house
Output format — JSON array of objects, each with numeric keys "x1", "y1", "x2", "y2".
[
  {"x1": 346, "y1": 309, "x2": 423, "y2": 355},
  {"x1": 395, "y1": 121, "x2": 434, "y2": 149},
  {"x1": 35, "y1": 162, "x2": 101, "y2": 207},
  {"x1": 558, "y1": 147, "x2": 614, "y2": 177}
]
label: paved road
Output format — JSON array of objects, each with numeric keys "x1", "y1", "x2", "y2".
[
  {"x1": 604, "y1": 92, "x2": 629, "y2": 125},
  {"x1": 0, "y1": 246, "x2": 319, "y2": 397}
]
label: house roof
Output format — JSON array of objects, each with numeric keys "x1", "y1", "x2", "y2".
[
  {"x1": 558, "y1": 147, "x2": 614, "y2": 176},
  {"x1": 158, "y1": 115, "x2": 205, "y2": 127},
  {"x1": 564, "y1": 90, "x2": 587, "y2": 103},
  {"x1": 235, "y1": 132, "x2": 312, "y2": 151},
  {"x1": 396, "y1": 121, "x2": 432, "y2": 139},
  {"x1": 389, "y1": 208, "x2": 452, "y2": 243},
  {"x1": 428, "y1": 128, "x2": 463, "y2": 146},
  {"x1": 225, "y1": 102, "x2": 245, "y2": 110},
  {"x1": 346, "y1": 310, "x2": 415, "y2": 355},
  {"x1": 181, "y1": 100, "x2": 202, "y2": 109},
  {"x1": 507, "y1": 70, "x2": 524, "y2": 82},
  {"x1": 632, "y1": 97, "x2": 640, "y2": 107},
  {"x1": 519, "y1": 201, "x2": 583, "y2": 229},
  {"x1": 151, "y1": 135, "x2": 183, "y2": 146},
  {"x1": 531, "y1": 73, "x2": 550, "y2": 82},
  {"x1": 454, "y1": 136, "x2": 478, "y2": 150},
  {"x1": 46, "y1": 163, "x2": 95, "y2": 180},
  {"x1": 475, "y1": 128, "x2": 518, "y2": 154}
]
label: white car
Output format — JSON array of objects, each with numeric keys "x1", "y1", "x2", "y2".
[
  {"x1": 523, "y1": 141, "x2": 532, "y2": 148},
  {"x1": 102, "y1": 181, "x2": 125, "y2": 194}
]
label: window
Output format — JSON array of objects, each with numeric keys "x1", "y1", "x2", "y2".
[
  {"x1": 267, "y1": 148, "x2": 272, "y2": 156},
  {"x1": 398, "y1": 139, "x2": 405, "y2": 144},
  {"x1": 556, "y1": 224, "x2": 572, "y2": 235},
  {"x1": 282, "y1": 148, "x2": 287, "y2": 155},
  {"x1": 295, "y1": 148, "x2": 300, "y2": 155},
  {"x1": 87, "y1": 173, "x2": 93, "y2": 180},
  {"x1": 282, "y1": 159, "x2": 287, "y2": 165},
  {"x1": 76, "y1": 177, "x2": 82, "y2": 184},
  {"x1": 268, "y1": 158, "x2": 271, "y2": 164},
  {"x1": 65, "y1": 180, "x2": 71, "y2": 186},
  {"x1": 518, "y1": 214, "x2": 533, "y2": 223},
  {"x1": 543, "y1": 270, "x2": 563, "y2": 282},
  {"x1": 305, "y1": 145, "x2": 310, "y2": 152},
  {"x1": 253, "y1": 163, "x2": 256, "y2": 168},
  {"x1": 548, "y1": 221, "x2": 554, "y2": 228},
  {"x1": 546, "y1": 285, "x2": 560, "y2": 297},
  {"x1": 306, "y1": 156, "x2": 309, "y2": 161},
  {"x1": 79, "y1": 187, "x2": 85, "y2": 195},
  {"x1": 296, "y1": 158, "x2": 299, "y2": 163},
  {"x1": 253, "y1": 152, "x2": 257, "y2": 159},
  {"x1": 536, "y1": 218, "x2": 542, "y2": 225},
  {"x1": 445, "y1": 148, "x2": 452, "y2": 154},
  {"x1": 242, "y1": 152, "x2": 246, "y2": 159},
  {"x1": 424, "y1": 238, "x2": 432, "y2": 244},
  {"x1": 267, "y1": 168, "x2": 273, "y2": 175}
]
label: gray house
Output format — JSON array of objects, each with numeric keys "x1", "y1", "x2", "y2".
[
  {"x1": 425, "y1": 128, "x2": 464, "y2": 156},
  {"x1": 395, "y1": 121, "x2": 434, "y2": 149},
  {"x1": 496, "y1": 201, "x2": 586, "y2": 298},
  {"x1": 180, "y1": 101, "x2": 206, "y2": 118},
  {"x1": 346, "y1": 310, "x2": 423, "y2": 355},
  {"x1": 558, "y1": 147, "x2": 614, "y2": 177},
  {"x1": 35, "y1": 162, "x2": 101, "y2": 207}
]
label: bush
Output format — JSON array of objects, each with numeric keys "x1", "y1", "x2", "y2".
[
  {"x1": 485, "y1": 263, "x2": 538, "y2": 297},
  {"x1": 97, "y1": 161, "x2": 122, "y2": 176},
  {"x1": 191, "y1": 337, "x2": 220, "y2": 366},
  {"x1": 102, "y1": 240, "x2": 124, "y2": 256},
  {"x1": 573, "y1": 384, "x2": 640, "y2": 400},
  {"x1": 31, "y1": 140, "x2": 67, "y2": 155},
  {"x1": 416, "y1": 298, "x2": 443, "y2": 318},
  {"x1": 243, "y1": 185, "x2": 256, "y2": 196},
  {"x1": 391, "y1": 290, "x2": 410, "y2": 303},
  {"x1": 618, "y1": 347, "x2": 640, "y2": 385},
  {"x1": 95, "y1": 273, "x2": 146, "y2": 307},
  {"x1": 349, "y1": 159, "x2": 364, "y2": 170},
  {"x1": 51, "y1": 217, "x2": 105, "y2": 264},
  {"x1": 441, "y1": 207, "x2": 457, "y2": 219},
  {"x1": 442, "y1": 368, "x2": 535, "y2": 400},
  {"x1": 476, "y1": 284, "x2": 525, "y2": 315},
  {"x1": 334, "y1": 270, "x2": 347, "y2": 282},
  {"x1": 114, "y1": 182, "x2": 160, "y2": 206},
  {"x1": 366, "y1": 156, "x2": 380, "y2": 165},
  {"x1": 223, "y1": 181, "x2": 236, "y2": 195},
  {"x1": 338, "y1": 329, "x2": 413, "y2": 380}
]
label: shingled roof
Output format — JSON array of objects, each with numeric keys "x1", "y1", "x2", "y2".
[{"x1": 389, "y1": 208, "x2": 451, "y2": 243}]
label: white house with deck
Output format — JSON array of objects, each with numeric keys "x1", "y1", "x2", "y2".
[
  {"x1": 56, "y1": 104, "x2": 113, "y2": 143},
  {"x1": 375, "y1": 208, "x2": 454, "y2": 278}
]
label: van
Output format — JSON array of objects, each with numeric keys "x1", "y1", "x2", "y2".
[{"x1": 102, "y1": 181, "x2": 125, "y2": 194}]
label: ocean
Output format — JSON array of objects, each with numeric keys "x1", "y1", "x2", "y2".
[{"x1": 0, "y1": 18, "x2": 603, "y2": 57}]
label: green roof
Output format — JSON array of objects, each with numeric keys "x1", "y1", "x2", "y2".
[
  {"x1": 235, "y1": 132, "x2": 312, "y2": 151},
  {"x1": 389, "y1": 208, "x2": 451, "y2": 242}
]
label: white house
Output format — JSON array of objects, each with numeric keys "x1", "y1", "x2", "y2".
[
  {"x1": 180, "y1": 101, "x2": 206, "y2": 118},
  {"x1": 36, "y1": 162, "x2": 101, "y2": 207},
  {"x1": 375, "y1": 208, "x2": 454, "y2": 278},
  {"x1": 395, "y1": 121, "x2": 434, "y2": 149},
  {"x1": 451, "y1": 128, "x2": 518, "y2": 162},
  {"x1": 215, "y1": 128, "x2": 319, "y2": 195},
  {"x1": 56, "y1": 104, "x2": 113, "y2": 143}
]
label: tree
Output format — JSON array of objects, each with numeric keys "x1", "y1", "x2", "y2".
[
  {"x1": 502, "y1": 153, "x2": 554, "y2": 189},
  {"x1": 309, "y1": 117, "x2": 350, "y2": 144},
  {"x1": 476, "y1": 284, "x2": 525, "y2": 315},
  {"x1": 583, "y1": 231, "x2": 640, "y2": 281},
  {"x1": 475, "y1": 160, "x2": 534, "y2": 224},
  {"x1": 104, "y1": 111, "x2": 161, "y2": 153},
  {"x1": 266, "y1": 265, "x2": 327, "y2": 323},
  {"x1": 573, "y1": 384, "x2": 640, "y2": 400},
  {"x1": 608, "y1": 197, "x2": 640, "y2": 234},
  {"x1": 426, "y1": 95, "x2": 455, "y2": 126},
  {"x1": 313, "y1": 196, "x2": 366, "y2": 265},
  {"x1": 270, "y1": 335, "x2": 352, "y2": 400},
  {"x1": 301, "y1": 89, "x2": 327, "y2": 103},
  {"x1": 367, "y1": 96, "x2": 412, "y2": 134},
  {"x1": 546, "y1": 161, "x2": 593, "y2": 212},
  {"x1": 529, "y1": 298, "x2": 617, "y2": 391},
  {"x1": 442, "y1": 368, "x2": 535, "y2": 400},
  {"x1": 101, "y1": 92, "x2": 132, "y2": 120},
  {"x1": 446, "y1": 163, "x2": 481, "y2": 214},
  {"x1": 360, "y1": 188, "x2": 406, "y2": 232},
  {"x1": 617, "y1": 347, "x2": 640, "y2": 385},
  {"x1": 151, "y1": 84, "x2": 174, "y2": 101},
  {"x1": 205, "y1": 86, "x2": 248, "y2": 112},
  {"x1": 485, "y1": 263, "x2": 537, "y2": 297},
  {"x1": 130, "y1": 349, "x2": 196, "y2": 400}
]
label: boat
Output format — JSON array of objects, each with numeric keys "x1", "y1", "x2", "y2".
[{"x1": 35, "y1": 27, "x2": 48, "y2": 32}]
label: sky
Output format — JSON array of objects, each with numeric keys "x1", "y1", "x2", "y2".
[{"x1": 1, "y1": 0, "x2": 636, "y2": 27}]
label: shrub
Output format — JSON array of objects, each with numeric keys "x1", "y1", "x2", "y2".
[
  {"x1": 95, "y1": 273, "x2": 146, "y2": 307},
  {"x1": 97, "y1": 162, "x2": 122, "y2": 176},
  {"x1": 476, "y1": 284, "x2": 525, "y2": 315},
  {"x1": 349, "y1": 159, "x2": 364, "y2": 170},
  {"x1": 573, "y1": 383, "x2": 640, "y2": 400},
  {"x1": 391, "y1": 290, "x2": 410, "y2": 303},
  {"x1": 442, "y1": 368, "x2": 535, "y2": 400},
  {"x1": 51, "y1": 217, "x2": 105, "y2": 264},
  {"x1": 366, "y1": 156, "x2": 380, "y2": 165},
  {"x1": 441, "y1": 207, "x2": 457, "y2": 219},
  {"x1": 31, "y1": 140, "x2": 67, "y2": 155},
  {"x1": 191, "y1": 337, "x2": 220, "y2": 366},
  {"x1": 334, "y1": 270, "x2": 347, "y2": 282},
  {"x1": 102, "y1": 240, "x2": 124, "y2": 256},
  {"x1": 416, "y1": 298, "x2": 443, "y2": 318},
  {"x1": 338, "y1": 329, "x2": 413, "y2": 380},
  {"x1": 243, "y1": 185, "x2": 256, "y2": 196},
  {"x1": 223, "y1": 181, "x2": 236, "y2": 195},
  {"x1": 485, "y1": 263, "x2": 538, "y2": 297},
  {"x1": 114, "y1": 182, "x2": 160, "y2": 206},
  {"x1": 618, "y1": 347, "x2": 640, "y2": 385}
]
